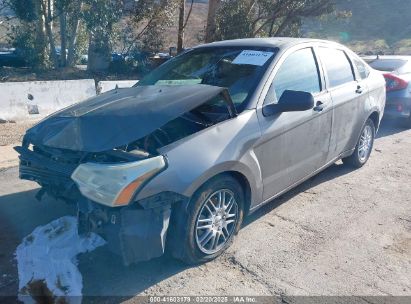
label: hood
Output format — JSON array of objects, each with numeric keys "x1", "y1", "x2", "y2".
[{"x1": 24, "y1": 85, "x2": 228, "y2": 152}]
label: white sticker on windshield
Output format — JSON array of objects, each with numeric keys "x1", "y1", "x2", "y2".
[{"x1": 232, "y1": 50, "x2": 274, "y2": 66}]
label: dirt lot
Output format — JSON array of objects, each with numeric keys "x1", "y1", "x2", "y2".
[
  {"x1": 0, "y1": 119, "x2": 410, "y2": 302},
  {"x1": 0, "y1": 121, "x2": 35, "y2": 146}
]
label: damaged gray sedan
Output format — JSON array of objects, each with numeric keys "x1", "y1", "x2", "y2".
[{"x1": 16, "y1": 38, "x2": 386, "y2": 265}]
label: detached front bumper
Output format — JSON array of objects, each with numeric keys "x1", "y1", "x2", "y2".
[
  {"x1": 77, "y1": 197, "x2": 173, "y2": 265},
  {"x1": 16, "y1": 145, "x2": 186, "y2": 265}
]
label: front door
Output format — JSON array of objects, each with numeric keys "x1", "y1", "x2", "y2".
[{"x1": 254, "y1": 47, "x2": 333, "y2": 201}]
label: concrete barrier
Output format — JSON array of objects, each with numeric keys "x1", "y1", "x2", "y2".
[
  {"x1": 0, "y1": 79, "x2": 96, "y2": 121},
  {"x1": 97, "y1": 80, "x2": 138, "y2": 94}
]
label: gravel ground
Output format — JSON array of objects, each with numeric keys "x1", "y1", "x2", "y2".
[
  {"x1": 0, "y1": 119, "x2": 410, "y2": 302},
  {"x1": 0, "y1": 122, "x2": 35, "y2": 146}
]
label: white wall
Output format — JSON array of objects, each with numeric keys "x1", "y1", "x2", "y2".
[
  {"x1": 0, "y1": 79, "x2": 141, "y2": 121},
  {"x1": 0, "y1": 79, "x2": 96, "y2": 121},
  {"x1": 97, "y1": 80, "x2": 138, "y2": 94}
]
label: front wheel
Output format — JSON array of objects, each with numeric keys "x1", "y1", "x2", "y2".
[
  {"x1": 342, "y1": 118, "x2": 375, "y2": 168},
  {"x1": 168, "y1": 175, "x2": 244, "y2": 264}
]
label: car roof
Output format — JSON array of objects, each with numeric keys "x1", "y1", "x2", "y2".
[
  {"x1": 362, "y1": 55, "x2": 411, "y2": 61},
  {"x1": 195, "y1": 37, "x2": 342, "y2": 50}
]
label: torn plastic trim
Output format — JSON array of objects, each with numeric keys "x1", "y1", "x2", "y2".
[
  {"x1": 136, "y1": 191, "x2": 188, "y2": 209},
  {"x1": 77, "y1": 192, "x2": 186, "y2": 265}
]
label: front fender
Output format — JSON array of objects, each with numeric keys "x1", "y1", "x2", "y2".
[{"x1": 134, "y1": 110, "x2": 263, "y2": 206}]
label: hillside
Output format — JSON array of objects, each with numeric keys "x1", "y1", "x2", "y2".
[
  {"x1": 167, "y1": 0, "x2": 411, "y2": 54},
  {"x1": 303, "y1": 0, "x2": 411, "y2": 54},
  {"x1": 1, "y1": 1, "x2": 410, "y2": 55}
]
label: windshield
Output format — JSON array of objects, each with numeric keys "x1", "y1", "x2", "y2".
[{"x1": 137, "y1": 47, "x2": 278, "y2": 111}]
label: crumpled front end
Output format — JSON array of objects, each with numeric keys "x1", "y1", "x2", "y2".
[
  {"x1": 15, "y1": 84, "x2": 237, "y2": 265},
  {"x1": 15, "y1": 142, "x2": 186, "y2": 265}
]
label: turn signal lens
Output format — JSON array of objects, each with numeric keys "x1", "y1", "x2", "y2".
[{"x1": 114, "y1": 170, "x2": 159, "y2": 206}]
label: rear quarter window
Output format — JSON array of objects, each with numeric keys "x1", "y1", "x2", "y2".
[
  {"x1": 353, "y1": 58, "x2": 370, "y2": 79},
  {"x1": 318, "y1": 47, "x2": 355, "y2": 88}
]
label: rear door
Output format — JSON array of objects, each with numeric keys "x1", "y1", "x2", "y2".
[{"x1": 317, "y1": 47, "x2": 367, "y2": 159}]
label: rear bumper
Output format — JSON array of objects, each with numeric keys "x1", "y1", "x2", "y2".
[{"x1": 384, "y1": 97, "x2": 411, "y2": 119}]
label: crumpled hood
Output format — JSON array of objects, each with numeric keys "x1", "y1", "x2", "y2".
[{"x1": 24, "y1": 85, "x2": 227, "y2": 152}]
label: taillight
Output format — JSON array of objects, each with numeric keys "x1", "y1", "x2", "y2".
[{"x1": 383, "y1": 73, "x2": 408, "y2": 92}]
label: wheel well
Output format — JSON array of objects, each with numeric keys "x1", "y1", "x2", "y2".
[
  {"x1": 369, "y1": 111, "x2": 380, "y2": 130},
  {"x1": 226, "y1": 171, "x2": 252, "y2": 215},
  {"x1": 201, "y1": 171, "x2": 252, "y2": 215}
]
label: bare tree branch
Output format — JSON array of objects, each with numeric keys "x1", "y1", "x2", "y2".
[{"x1": 183, "y1": 0, "x2": 194, "y2": 30}]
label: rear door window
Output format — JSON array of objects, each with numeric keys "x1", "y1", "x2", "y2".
[
  {"x1": 265, "y1": 47, "x2": 321, "y2": 104},
  {"x1": 318, "y1": 48, "x2": 355, "y2": 88}
]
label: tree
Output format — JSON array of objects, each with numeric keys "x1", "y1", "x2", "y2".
[
  {"x1": 55, "y1": 0, "x2": 84, "y2": 67},
  {"x1": 42, "y1": 0, "x2": 59, "y2": 67},
  {"x1": 8, "y1": 0, "x2": 49, "y2": 68},
  {"x1": 205, "y1": 0, "x2": 220, "y2": 43},
  {"x1": 120, "y1": 0, "x2": 178, "y2": 54},
  {"x1": 82, "y1": 0, "x2": 123, "y2": 72},
  {"x1": 214, "y1": 0, "x2": 335, "y2": 41},
  {"x1": 8, "y1": 0, "x2": 86, "y2": 69},
  {"x1": 177, "y1": 0, "x2": 194, "y2": 52}
]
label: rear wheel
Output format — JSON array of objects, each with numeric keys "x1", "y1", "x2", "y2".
[
  {"x1": 168, "y1": 175, "x2": 244, "y2": 264},
  {"x1": 342, "y1": 118, "x2": 375, "y2": 168}
]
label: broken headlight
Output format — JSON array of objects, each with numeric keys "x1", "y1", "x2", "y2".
[{"x1": 71, "y1": 156, "x2": 167, "y2": 207}]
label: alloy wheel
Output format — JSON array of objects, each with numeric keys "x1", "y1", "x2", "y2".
[
  {"x1": 195, "y1": 189, "x2": 239, "y2": 254},
  {"x1": 358, "y1": 125, "x2": 373, "y2": 162}
]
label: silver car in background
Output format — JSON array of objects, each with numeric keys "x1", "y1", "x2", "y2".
[
  {"x1": 17, "y1": 38, "x2": 386, "y2": 265},
  {"x1": 364, "y1": 55, "x2": 411, "y2": 127}
]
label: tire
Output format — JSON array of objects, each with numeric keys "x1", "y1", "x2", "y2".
[
  {"x1": 167, "y1": 174, "x2": 244, "y2": 265},
  {"x1": 342, "y1": 118, "x2": 376, "y2": 168}
]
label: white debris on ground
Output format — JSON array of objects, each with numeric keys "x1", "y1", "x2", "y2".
[{"x1": 15, "y1": 216, "x2": 106, "y2": 303}]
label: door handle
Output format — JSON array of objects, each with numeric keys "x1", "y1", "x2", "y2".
[
  {"x1": 356, "y1": 85, "x2": 363, "y2": 94},
  {"x1": 313, "y1": 101, "x2": 326, "y2": 112}
]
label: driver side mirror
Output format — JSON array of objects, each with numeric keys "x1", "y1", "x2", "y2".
[{"x1": 263, "y1": 90, "x2": 314, "y2": 116}]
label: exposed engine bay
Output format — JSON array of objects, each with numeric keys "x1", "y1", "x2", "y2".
[
  {"x1": 123, "y1": 101, "x2": 232, "y2": 155},
  {"x1": 17, "y1": 91, "x2": 234, "y2": 204}
]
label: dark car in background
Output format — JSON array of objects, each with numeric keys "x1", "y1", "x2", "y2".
[
  {"x1": 364, "y1": 55, "x2": 411, "y2": 127},
  {"x1": 0, "y1": 48, "x2": 27, "y2": 67}
]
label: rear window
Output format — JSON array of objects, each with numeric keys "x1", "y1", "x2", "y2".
[
  {"x1": 368, "y1": 59, "x2": 407, "y2": 72},
  {"x1": 318, "y1": 48, "x2": 355, "y2": 88}
]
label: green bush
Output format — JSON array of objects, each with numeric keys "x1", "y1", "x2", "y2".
[{"x1": 8, "y1": 24, "x2": 49, "y2": 69}]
